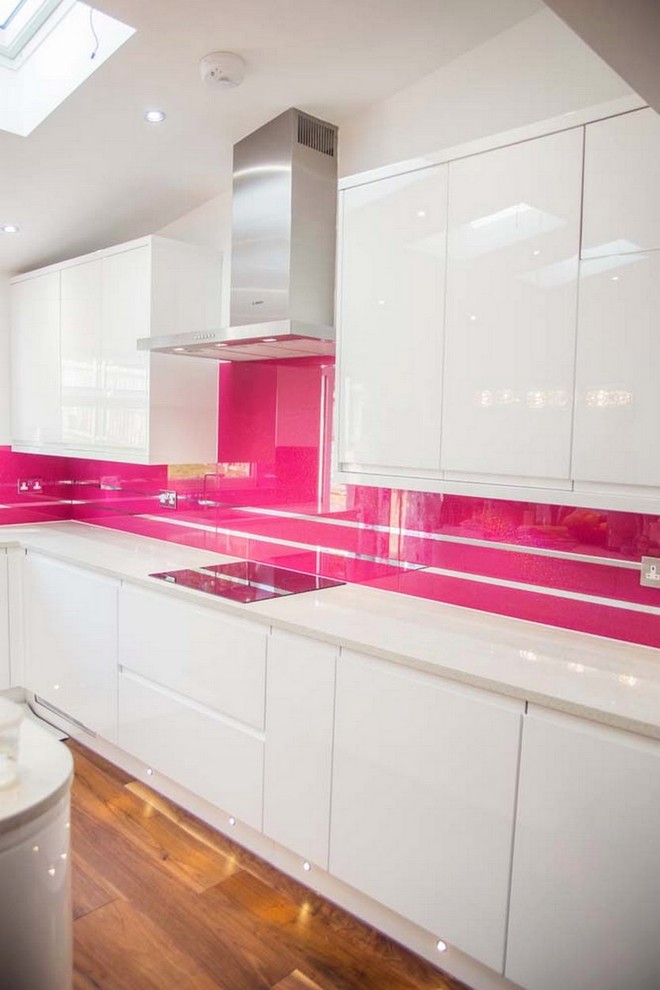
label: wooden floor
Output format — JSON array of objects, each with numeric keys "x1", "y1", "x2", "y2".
[{"x1": 69, "y1": 740, "x2": 471, "y2": 990}]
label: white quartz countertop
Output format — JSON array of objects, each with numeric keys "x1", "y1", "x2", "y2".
[{"x1": 3, "y1": 521, "x2": 660, "y2": 741}]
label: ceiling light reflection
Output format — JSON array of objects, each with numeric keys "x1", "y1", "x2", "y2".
[{"x1": 585, "y1": 389, "x2": 633, "y2": 408}]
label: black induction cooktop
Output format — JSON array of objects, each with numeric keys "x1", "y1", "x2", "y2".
[{"x1": 150, "y1": 559, "x2": 345, "y2": 603}]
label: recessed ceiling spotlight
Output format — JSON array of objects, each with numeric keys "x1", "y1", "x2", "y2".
[
  {"x1": 1, "y1": 224, "x2": 19, "y2": 234},
  {"x1": 144, "y1": 109, "x2": 166, "y2": 124}
]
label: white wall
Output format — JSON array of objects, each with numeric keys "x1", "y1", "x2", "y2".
[
  {"x1": 544, "y1": 0, "x2": 660, "y2": 117},
  {"x1": 339, "y1": 7, "x2": 633, "y2": 176},
  {"x1": 0, "y1": 276, "x2": 11, "y2": 445},
  {"x1": 158, "y1": 191, "x2": 232, "y2": 325}
]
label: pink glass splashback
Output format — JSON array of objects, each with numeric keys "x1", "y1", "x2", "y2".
[
  {"x1": 0, "y1": 447, "x2": 71, "y2": 524},
  {"x1": 1, "y1": 355, "x2": 659, "y2": 648}
]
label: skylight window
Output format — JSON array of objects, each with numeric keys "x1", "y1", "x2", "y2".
[
  {"x1": 0, "y1": 0, "x2": 23, "y2": 25},
  {"x1": 0, "y1": 1, "x2": 134, "y2": 135},
  {"x1": 0, "y1": 0, "x2": 73, "y2": 65}
]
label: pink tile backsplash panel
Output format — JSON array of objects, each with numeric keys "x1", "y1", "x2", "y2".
[{"x1": 2, "y1": 355, "x2": 659, "y2": 648}]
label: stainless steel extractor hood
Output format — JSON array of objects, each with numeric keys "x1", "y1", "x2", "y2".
[{"x1": 139, "y1": 108, "x2": 338, "y2": 361}]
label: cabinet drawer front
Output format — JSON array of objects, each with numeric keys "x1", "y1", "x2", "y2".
[
  {"x1": 118, "y1": 670, "x2": 264, "y2": 831},
  {"x1": 119, "y1": 585, "x2": 267, "y2": 729}
]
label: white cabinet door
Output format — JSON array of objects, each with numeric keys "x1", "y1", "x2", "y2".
[
  {"x1": 118, "y1": 668, "x2": 264, "y2": 830},
  {"x1": 337, "y1": 165, "x2": 448, "y2": 476},
  {"x1": 582, "y1": 108, "x2": 660, "y2": 258},
  {"x1": 23, "y1": 553, "x2": 118, "y2": 739},
  {"x1": 441, "y1": 128, "x2": 582, "y2": 483},
  {"x1": 150, "y1": 236, "x2": 223, "y2": 338},
  {"x1": 506, "y1": 707, "x2": 660, "y2": 990},
  {"x1": 263, "y1": 630, "x2": 336, "y2": 868},
  {"x1": 10, "y1": 271, "x2": 61, "y2": 449},
  {"x1": 0, "y1": 551, "x2": 9, "y2": 690},
  {"x1": 60, "y1": 258, "x2": 103, "y2": 449},
  {"x1": 330, "y1": 651, "x2": 523, "y2": 972},
  {"x1": 10, "y1": 236, "x2": 220, "y2": 464},
  {"x1": 573, "y1": 251, "x2": 660, "y2": 488},
  {"x1": 100, "y1": 247, "x2": 150, "y2": 456},
  {"x1": 118, "y1": 584, "x2": 267, "y2": 730}
]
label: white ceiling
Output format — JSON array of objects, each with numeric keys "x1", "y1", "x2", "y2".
[{"x1": 0, "y1": 0, "x2": 542, "y2": 275}]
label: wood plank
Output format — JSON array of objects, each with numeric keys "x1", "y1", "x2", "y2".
[
  {"x1": 70, "y1": 744, "x2": 239, "y2": 893},
  {"x1": 272, "y1": 972, "x2": 326, "y2": 990},
  {"x1": 127, "y1": 781, "x2": 337, "y2": 910},
  {"x1": 71, "y1": 741, "x2": 468, "y2": 990},
  {"x1": 202, "y1": 871, "x2": 463, "y2": 990},
  {"x1": 74, "y1": 898, "x2": 225, "y2": 990},
  {"x1": 68, "y1": 738, "x2": 133, "y2": 786},
  {"x1": 71, "y1": 803, "x2": 297, "y2": 990},
  {"x1": 72, "y1": 848, "x2": 121, "y2": 920}
]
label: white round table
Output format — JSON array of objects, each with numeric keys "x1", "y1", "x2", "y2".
[{"x1": 0, "y1": 715, "x2": 74, "y2": 990}]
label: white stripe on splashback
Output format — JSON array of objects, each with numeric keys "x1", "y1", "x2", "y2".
[
  {"x1": 140, "y1": 516, "x2": 422, "y2": 570},
  {"x1": 138, "y1": 512, "x2": 660, "y2": 614},
  {"x1": 422, "y1": 566, "x2": 660, "y2": 615},
  {"x1": 236, "y1": 506, "x2": 641, "y2": 570}
]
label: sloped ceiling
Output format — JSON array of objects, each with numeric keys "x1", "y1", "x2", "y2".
[{"x1": 0, "y1": 0, "x2": 542, "y2": 274}]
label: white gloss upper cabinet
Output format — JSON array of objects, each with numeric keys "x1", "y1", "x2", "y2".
[
  {"x1": 60, "y1": 258, "x2": 104, "y2": 449},
  {"x1": 441, "y1": 128, "x2": 583, "y2": 483},
  {"x1": 263, "y1": 630, "x2": 336, "y2": 868},
  {"x1": 337, "y1": 165, "x2": 448, "y2": 476},
  {"x1": 23, "y1": 552, "x2": 119, "y2": 739},
  {"x1": 330, "y1": 650, "x2": 523, "y2": 973},
  {"x1": 573, "y1": 252, "x2": 660, "y2": 488},
  {"x1": 97, "y1": 246, "x2": 151, "y2": 456},
  {"x1": 11, "y1": 236, "x2": 221, "y2": 464},
  {"x1": 10, "y1": 271, "x2": 61, "y2": 450},
  {"x1": 582, "y1": 108, "x2": 660, "y2": 258},
  {"x1": 506, "y1": 708, "x2": 660, "y2": 990}
]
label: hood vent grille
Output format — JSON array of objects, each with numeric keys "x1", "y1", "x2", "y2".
[{"x1": 298, "y1": 113, "x2": 336, "y2": 157}]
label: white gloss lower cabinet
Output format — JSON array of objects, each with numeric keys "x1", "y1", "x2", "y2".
[
  {"x1": 572, "y1": 251, "x2": 660, "y2": 489},
  {"x1": 441, "y1": 128, "x2": 583, "y2": 484},
  {"x1": 23, "y1": 553, "x2": 118, "y2": 739},
  {"x1": 118, "y1": 585, "x2": 267, "y2": 729},
  {"x1": 329, "y1": 651, "x2": 523, "y2": 972},
  {"x1": 117, "y1": 669, "x2": 264, "y2": 831},
  {"x1": 506, "y1": 707, "x2": 660, "y2": 990},
  {"x1": 263, "y1": 630, "x2": 336, "y2": 868},
  {"x1": 337, "y1": 164, "x2": 448, "y2": 477},
  {"x1": 0, "y1": 550, "x2": 9, "y2": 690}
]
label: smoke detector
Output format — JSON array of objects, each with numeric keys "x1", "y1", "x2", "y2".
[{"x1": 200, "y1": 51, "x2": 246, "y2": 88}]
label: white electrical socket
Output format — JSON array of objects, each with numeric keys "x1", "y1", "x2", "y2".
[
  {"x1": 640, "y1": 556, "x2": 660, "y2": 588},
  {"x1": 158, "y1": 490, "x2": 178, "y2": 509}
]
